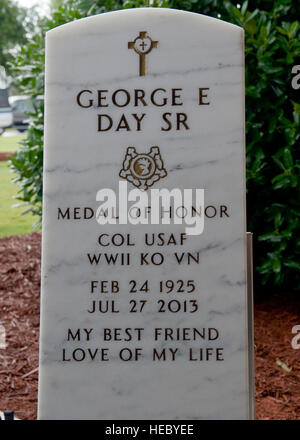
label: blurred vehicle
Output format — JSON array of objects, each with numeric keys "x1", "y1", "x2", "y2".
[
  {"x1": 0, "y1": 67, "x2": 13, "y2": 135},
  {"x1": 9, "y1": 95, "x2": 40, "y2": 132}
]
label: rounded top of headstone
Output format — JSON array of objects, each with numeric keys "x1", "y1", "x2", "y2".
[{"x1": 46, "y1": 8, "x2": 243, "y2": 39}]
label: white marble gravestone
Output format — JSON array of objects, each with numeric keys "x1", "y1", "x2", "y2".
[{"x1": 38, "y1": 8, "x2": 253, "y2": 420}]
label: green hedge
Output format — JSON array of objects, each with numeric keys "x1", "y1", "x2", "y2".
[{"x1": 9, "y1": 0, "x2": 300, "y2": 290}]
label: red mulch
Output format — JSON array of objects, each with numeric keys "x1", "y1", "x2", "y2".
[
  {"x1": 255, "y1": 295, "x2": 300, "y2": 419},
  {"x1": 0, "y1": 153, "x2": 14, "y2": 162},
  {"x1": 0, "y1": 233, "x2": 299, "y2": 420},
  {"x1": 0, "y1": 233, "x2": 40, "y2": 420}
]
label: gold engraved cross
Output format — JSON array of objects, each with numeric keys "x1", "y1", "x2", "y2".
[{"x1": 128, "y1": 31, "x2": 158, "y2": 77}]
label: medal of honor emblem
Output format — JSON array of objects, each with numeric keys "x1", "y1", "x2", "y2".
[{"x1": 119, "y1": 146, "x2": 167, "y2": 190}]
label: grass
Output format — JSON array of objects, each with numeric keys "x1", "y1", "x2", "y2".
[
  {"x1": 0, "y1": 133, "x2": 39, "y2": 237},
  {"x1": 0, "y1": 130, "x2": 25, "y2": 153}
]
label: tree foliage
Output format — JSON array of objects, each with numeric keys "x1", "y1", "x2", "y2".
[
  {"x1": 0, "y1": 0, "x2": 27, "y2": 71},
  {"x1": 9, "y1": 0, "x2": 300, "y2": 290}
]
